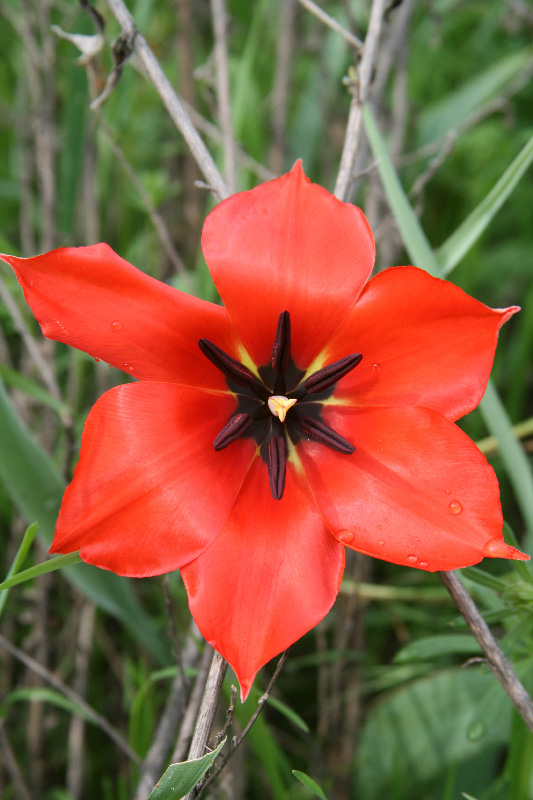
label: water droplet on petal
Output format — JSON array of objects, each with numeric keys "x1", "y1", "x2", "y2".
[
  {"x1": 29, "y1": 278, "x2": 35, "y2": 286},
  {"x1": 419, "y1": 561, "x2": 429, "y2": 568},
  {"x1": 94, "y1": 357, "x2": 101, "y2": 363},
  {"x1": 448, "y1": 500, "x2": 462, "y2": 514},
  {"x1": 482, "y1": 537, "x2": 529, "y2": 560},
  {"x1": 336, "y1": 529, "x2": 354, "y2": 544},
  {"x1": 407, "y1": 554, "x2": 417, "y2": 563},
  {"x1": 378, "y1": 540, "x2": 385, "y2": 546},
  {"x1": 372, "y1": 362, "x2": 381, "y2": 372},
  {"x1": 414, "y1": 536, "x2": 420, "y2": 542},
  {"x1": 445, "y1": 489, "x2": 452, "y2": 495},
  {"x1": 111, "y1": 320, "x2": 122, "y2": 330},
  {"x1": 377, "y1": 524, "x2": 382, "y2": 530}
]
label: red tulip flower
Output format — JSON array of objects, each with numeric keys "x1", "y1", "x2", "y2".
[{"x1": 2, "y1": 163, "x2": 527, "y2": 697}]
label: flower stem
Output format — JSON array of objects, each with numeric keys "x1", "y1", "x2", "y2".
[{"x1": 439, "y1": 570, "x2": 533, "y2": 731}]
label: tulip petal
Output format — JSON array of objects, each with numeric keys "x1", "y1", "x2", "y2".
[
  {"x1": 51, "y1": 382, "x2": 256, "y2": 575},
  {"x1": 323, "y1": 266, "x2": 518, "y2": 421},
  {"x1": 299, "y1": 405, "x2": 520, "y2": 572},
  {"x1": 181, "y1": 458, "x2": 345, "y2": 699},
  {"x1": 202, "y1": 162, "x2": 375, "y2": 370},
  {"x1": 1, "y1": 246, "x2": 241, "y2": 389}
]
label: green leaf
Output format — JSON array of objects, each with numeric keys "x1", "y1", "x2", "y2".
[
  {"x1": 0, "y1": 362, "x2": 71, "y2": 417},
  {"x1": 417, "y1": 50, "x2": 532, "y2": 146},
  {"x1": 0, "y1": 379, "x2": 168, "y2": 663},
  {"x1": 247, "y1": 685, "x2": 309, "y2": 733},
  {"x1": 0, "y1": 552, "x2": 82, "y2": 592},
  {"x1": 292, "y1": 770, "x2": 328, "y2": 800},
  {"x1": 436, "y1": 134, "x2": 533, "y2": 274},
  {"x1": 363, "y1": 105, "x2": 440, "y2": 275},
  {"x1": 0, "y1": 522, "x2": 38, "y2": 619},
  {"x1": 394, "y1": 634, "x2": 482, "y2": 664},
  {"x1": 147, "y1": 738, "x2": 225, "y2": 800}
]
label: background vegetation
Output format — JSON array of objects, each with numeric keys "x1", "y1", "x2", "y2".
[{"x1": 0, "y1": 0, "x2": 533, "y2": 798}]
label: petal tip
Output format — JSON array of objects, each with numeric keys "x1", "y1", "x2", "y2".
[{"x1": 482, "y1": 536, "x2": 528, "y2": 561}]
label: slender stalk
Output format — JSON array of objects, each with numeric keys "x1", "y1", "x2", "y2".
[
  {"x1": 183, "y1": 649, "x2": 227, "y2": 800},
  {"x1": 334, "y1": 0, "x2": 388, "y2": 201},
  {"x1": 439, "y1": 570, "x2": 533, "y2": 732},
  {"x1": 104, "y1": 0, "x2": 229, "y2": 202}
]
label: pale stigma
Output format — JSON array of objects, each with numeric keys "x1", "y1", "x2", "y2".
[{"x1": 267, "y1": 395, "x2": 297, "y2": 422}]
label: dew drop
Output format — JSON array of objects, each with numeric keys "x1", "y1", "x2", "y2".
[
  {"x1": 466, "y1": 720, "x2": 487, "y2": 743},
  {"x1": 384, "y1": 518, "x2": 389, "y2": 524},
  {"x1": 94, "y1": 357, "x2": 101, "y2": 363},
  {"x1": 419, "y1": 561, "x2": 428, "y2": 568},
  {"x1": 336, "y1": 529, "x2": 354, "y2": 544},
  {"x1": 407, "y1": 554, "x2": 418, "y2": 563},
  {"x1": 372, "y1": 362, "x2": 381, "y2": 372},
  {"x1": 448, "y1": 499, "x2": 462, "y2": 515},
  {"x1": 445, "y1": 489, "x2": 452, "y2": 495},
  {"x1": 29, "y1": 278, "x2": 35, "y2": 286},
  {"x1": 111, "y1": 320, "x2": 122, "y2": 331},
  {"x1": 378, "y1": 540, "x2": 385, "y2": 546},
  {"x1": 414, "y1": 536, "x2": 420, "y2": 542},
  {"x1": 377, "y1": 524, "x2": 382, "y2": 530}
]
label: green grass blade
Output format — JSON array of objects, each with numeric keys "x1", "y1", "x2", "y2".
[
  {"x1": 0, "y1": 522, "x2": 38, "y2": 619},
  {"x1": 363, "y1": 105, "x2": 439, "y2": 274},
  {"x1": 292, "y1": 770, "x2": 328, "y2": 800},
  {"x1": 436, "y1": 134, "x2": 533, "y2": 275},
  {"x1": 0, "y1": 380, "x2": 168, "y2": 662},
  {"x1": 0, "y1": 552, "x2": 82, "y2": 593}
]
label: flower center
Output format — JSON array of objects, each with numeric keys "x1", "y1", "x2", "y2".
[{"x1": 199, "y1": 311, "x2": 362, "y2": 500}]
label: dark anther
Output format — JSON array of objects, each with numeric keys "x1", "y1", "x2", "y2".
[
  {"x1": 271, "y1": 311, "x2": 291, "y2": 375},
  {"x1": 267, "y1": 432, "x2": 287, "y2": 500},
  {"x1": 304, "y1": 353, "x2": 362, "y2": 394},
  {"x1": 199, "y1": 339, "x2": 255, "y2": 388},
  {"x1": 214, "y1": 413, "x2": 253, "y2": 451},
  {"x1": 299, "y1": 416, "x2": 355, "y2": 455}
]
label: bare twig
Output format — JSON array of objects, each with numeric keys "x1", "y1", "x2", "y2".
[
  {"x1": 104, "y1": 0, "x2": 229, "y2": 202},
  {"x1": 210, "y1": 0, "x2": 237, "y2": 193},
  {"x1": 198, "y1": 650, "x2": 289, "y2": 797},
  {"x1": 334, "y1": 0, "x2": 388, "y2": 200},
  {"x1": 439, "y1": 570, "x2": 533, "y2": 732},
  {"x1": 0, "y1": 720, "x2": 34, "y2": 800},
  {"x1": 66, "y1": 602, "x2": 95, "y2": 800},
  {"x1": 297, "y1": 0, "x2": 363, "y2": 50},
  {"x1": 270, "y1": 0, "x2": 295, "y2": 174},
  {"x1": 0, "y1": 632, "x2": 141, "y2": 763},
  {"x1": 172, "y1": 643, "x2": 215, "y2": 763},
  {"x1": 183, "y1": 649, "x2": 227, "y2": 800}
]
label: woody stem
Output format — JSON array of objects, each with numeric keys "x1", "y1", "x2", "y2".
[{"x1": 439, "y1": 569, "x2": 533, "y2": 731}]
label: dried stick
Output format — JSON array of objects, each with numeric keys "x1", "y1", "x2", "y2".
[
  {"x1": 210, "y1": 0, "x2": 237, "y2": 193},
  {"x1": 198, "y1": 650, "x2": 289, "y2": 797},
  {"x1": 334, "y1": 0, "x2": 388, "y2": 201},
  {"x1": 66, "y1": 602, "x2": 95, "y2": 800},
  {"x1": 439, "y1": 570, "x2": 533, "y2": 732},
  {"x1": 0, "y1": 632, "x2": 141, "y2": 763},
  {"x1": 0, "y1": 720, "x2": 34, "y2": 800},
  {"x1": 104, "y1": 0, "x2": 229, "y2": 202},
  {"x1": 297, "y1": 0, "x2": 363, "y2": 50},
  {"x1": 183, "y1": 649, "x2": 227, "y2": 800},
  {"x1": 172, "y1": 643, "x2": 215, "y2": 763}
]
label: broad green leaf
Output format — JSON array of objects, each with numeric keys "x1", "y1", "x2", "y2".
[
  {"x1": 0, "y1": 362, "x2": 71, "y2": 417},
  {"x1": 363, "y1": 105, "x2": 439, "y2": 275},
  {"x1": 436, "y1": 134, "x2": 533, "y2": 274},
  {"x1": 0, "y1": 380, "x2": 168, "y2": 663},
  {"x1": 0, "y1": 552, "x2": 82, "y2": 592},
  {"x1": 147, "y1": 738, "x2": 225, "y2": 800},
  {"x1": 355, "y1": 668, "x2": 511, "y2": 799},
  {"x1": 394, "y1": 634, "x2": 482, "y2": 664},
  {"x1": 363, "y1": 107, "x2": 533, "y2": 536},
  {"x1": 292, "y1": 770, "x2": 328, "y2": 800},
  {"x1": 417, "y1": 50, "x2": 532, "y2": 146}
]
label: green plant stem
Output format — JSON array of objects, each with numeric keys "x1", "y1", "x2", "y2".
[{"x1": 439, "y1": 571, "x2": 533, "y2": 732}]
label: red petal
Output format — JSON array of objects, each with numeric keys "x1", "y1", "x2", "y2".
[
  {"x1": 181, "y1": 458, "x2": 345, "y2": 699},
  {"x1": 202, "y1": 162, "x2": 375, "y2": 370},
  {"x1": 1, "y1": 246, "x2": 240, "y2": 389},
  {"x1": 298, "y1": 405, "x2": 521, "y2": 572},
  {"x1": 50, "y1": 382, "x2": 256, "y2": 576},
  {"x1": 324, "y1": 266, "x2": 518, "y2": 421}
]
